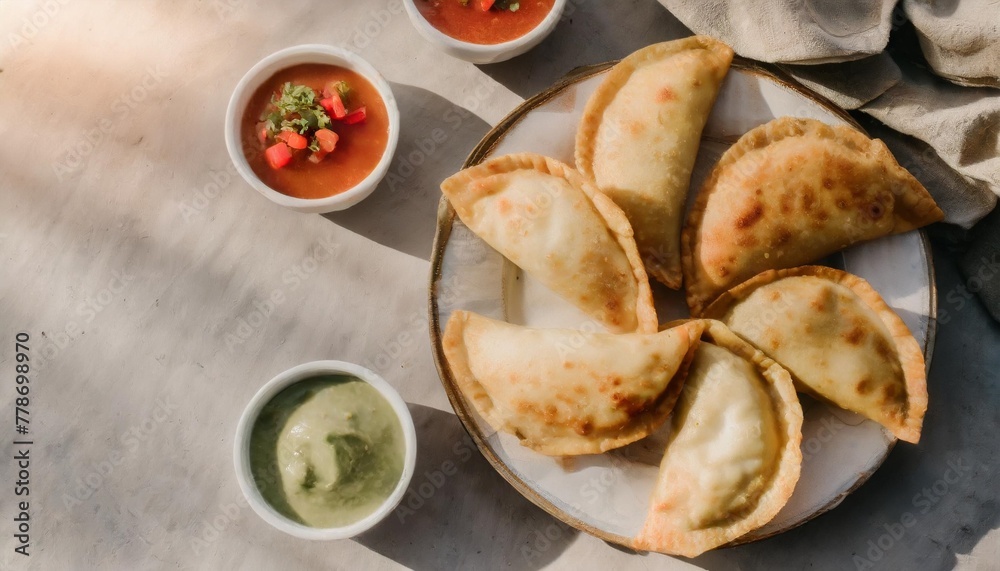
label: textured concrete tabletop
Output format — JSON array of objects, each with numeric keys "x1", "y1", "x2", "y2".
[{"x1": 0, "y1": 1, "x2": 997, "y2": 569}]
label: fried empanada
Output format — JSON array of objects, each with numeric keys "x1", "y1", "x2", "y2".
[
  {"x1": 441, "y1": 153, "x2": 657, "y2": 333},
  {"x1": 576, "y1": 36, "x2": 734, "y2": 289},
  {"x1": 703, "y1": 266, "x2": 927, "y2": 443},
  {"x1": 682, "y1": 117, "x2": 944, "y2": 315},
  {"x1": 442, "y1": 311, "x2": 704, "y2": 456},
  {"x1": 635, "y1": 321, "x2": 802, "y2": 557}
]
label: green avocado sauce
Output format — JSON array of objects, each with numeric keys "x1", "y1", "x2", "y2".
[{"x1": 249, "y1": 375, "x2": 405, "y2": 528}]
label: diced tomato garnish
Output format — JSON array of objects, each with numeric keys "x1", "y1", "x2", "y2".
[
  {"x1": 480, "y1": 0, "x2": 495, "y2": 10},
  {"x1": 276, "y1": 130, "x2": 308, "y2": 150},
  {"x1": 265, "y1": 142, "x2": 292, "y2": 169},
  {"x1": 321, "y1": 94, "x2": 347, "y2": 119},
  {"x1": 308, "y1": 150, "x2": 328, "y2": 164},
  {"x1": 343, "y1": 106, "x2": 367, "y2": 125},
  {"x1": 257, "y1": 125, "x2": 268, "y2": 145},
  {"x1": 314, "y1": 129, "x2": 339, "y2": 153}
]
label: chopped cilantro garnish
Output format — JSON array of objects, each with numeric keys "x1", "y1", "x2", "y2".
[
  {"x1": 272, "y1": 82, "x2": 317, "y2": 115},
  {"x1": 333, "y1": 81, "x2": 351, "y2": 104},
  {"x1": 266, "y1": 82, "x2": 332, "y2": 135}
]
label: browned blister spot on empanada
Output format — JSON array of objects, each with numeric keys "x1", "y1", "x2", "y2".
[
  {"x1": 881, "y1": 383, "x2": 900, "y2": 403},
  {"x1": 810, "y1": 291, "x2": 831, "y2": 312},
  {"x1": 856, "y1": 377, "x2": 874, "y2": 395},
  {"x1": 843, "y1": 326, "x2": 866, "y2": 345},
  {"x1": 867, "y1": 200, "x2": 886, "y2": 220},
  {"x1": 775, "y1": 227, "x2": 792, "y2": 246},
  {"x1": 736, "y1": 202, "x2": 765, "y2": 229},
  {"x1": 656, "y1": 86, "x2": 676, "y2": 102},
  {"x1": 574, "y1": 420, "x2": 593, "y2": 436},
  {"x1": 780, "y1": 192, "x2": 795, "y2": 214},
  {"x1": 611, "y1": 392, "x2": 653, "y2": 418},
  {"x1": 874, "y1": 336, "x2": 895, "y2": 361}
]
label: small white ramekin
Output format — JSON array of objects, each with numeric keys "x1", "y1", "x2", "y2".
[
  {"x1": 225, "y1": 45, "x2": 400, "y2": 213},
  {"x1": 403, "y1": 0, "x2": 568, "y2": 64},
  {"x1": 233, "y1": 360, "x2": 417, "y2": 540}
]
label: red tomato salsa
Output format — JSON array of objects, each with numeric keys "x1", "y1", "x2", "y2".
[
  {"x1": 241, "y1": 64, "x2": 389, "y2": 200},
  {"x1": 416, "y1": 0, "x2": 556, "y2": 45}
]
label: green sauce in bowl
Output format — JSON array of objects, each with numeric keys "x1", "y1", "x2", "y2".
[{"x1": 249, "y1": 375, "x2": 406, "y2": 528}]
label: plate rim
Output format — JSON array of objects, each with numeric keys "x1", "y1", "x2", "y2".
[{"x1": 426, "y1": 56, "x2": 938, "y2": 552}]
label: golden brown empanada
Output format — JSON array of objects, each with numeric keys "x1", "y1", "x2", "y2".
[
  {"x1": 703, "y1": 266, "x2": 927, "y2": 443},
  {"x1": 441, "y1": 153, "x2": 657, "y2": 333},
  {"x1": 682, "y1": 117, "x2": 944, "y2": 315},
  {"x1": 635, "y1": 321, "x2": 802, "y2": 557},
  {"x1": 576, "y1": 36, "x2": 734, "y2": 289},
  {"x1": 442, "y1": 311, "x2": 703, "y2": 456}
]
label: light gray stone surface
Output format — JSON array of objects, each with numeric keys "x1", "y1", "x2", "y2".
[{"x1": 0, "y1": 1, "x2": 996, "y2": 569}]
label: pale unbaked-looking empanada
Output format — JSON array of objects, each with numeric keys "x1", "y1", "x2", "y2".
[
  {"x1": 442, "y1": 311, "x2": 704, "y2": 456},
  {"x1": 703, "y1": 266, "x2": 927, "y2": 443},
  {"x1": 576, "y1": 36, "x2": 734, "y2": 289},
  {"x1": 441, "y1": 153, "x2": 657, "y2": 334},
  {"x1": 682, "y1": 117, "x2": 944, "y2": 315},
  {"x1": 635, "y1": 321, "x2": 802, "y2": 557}
]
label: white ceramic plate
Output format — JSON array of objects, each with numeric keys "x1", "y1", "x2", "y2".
[{"x1": 429, "y1": 60, "x2": 935, "y2": 549}]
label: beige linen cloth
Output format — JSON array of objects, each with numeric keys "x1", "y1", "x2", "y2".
[{"x1": 659, "y1": 0, "x2": 1000, "y2": 320}]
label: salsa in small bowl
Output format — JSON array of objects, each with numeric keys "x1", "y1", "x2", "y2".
[
  {"x1": 226, "y1": 45, "x2": 400, "y2": 213},
  {"x1": 404, "y1": 0, "x2": 566, "y2": 63}
]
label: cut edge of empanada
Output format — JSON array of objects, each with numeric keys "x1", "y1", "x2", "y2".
[
  {"x1": 703, "y1": 265, "x2": 928, "y2": 443},
  {"x1": 633, "y1": 319, "x2": 803, "y2": 557},
  {"x1": 441, "y1": 152, "x2": 658, "y2": 334},
  {"x1": 442, "y1": 311, "x2": 706, "y2": 456},
  {"x1": 575, "y1": 35, "x2": 734, "y2": 290},
  {"x1": 681, "y1": 117, "x2": 944, "y2": 315}
]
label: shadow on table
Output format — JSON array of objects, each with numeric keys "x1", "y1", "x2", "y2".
[
  {"x1": 323, "y1": 83, "x2": 491, "y2": 261},
  {"x1": 476, "y1": 0, "x2": 691, "y2": 99},
  {"x1": 355, "y1": 404, "x2": 576, "y2": 570},
  {"x1": 665, "y1": 243, "x2": 1000, "y2": 571}
]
